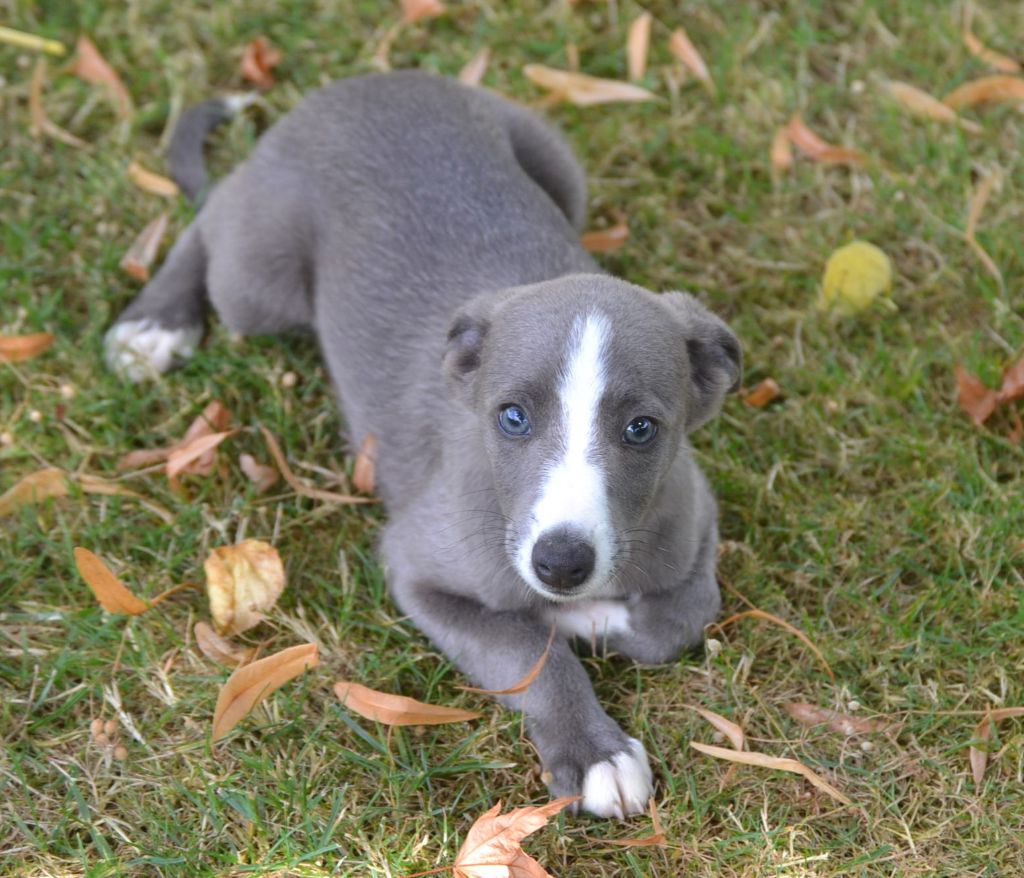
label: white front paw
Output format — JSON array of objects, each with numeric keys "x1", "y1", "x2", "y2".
[
  {"x1": 104, "y1": 319, "x2": 202, "y2": 381},
  {"x1": 580, "y1": 738, "x2": 653, "y2": 818}
]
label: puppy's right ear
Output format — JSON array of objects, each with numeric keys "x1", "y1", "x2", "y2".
[{"x1": 443, "y1": 310, "x2": 490, "y2": 403}]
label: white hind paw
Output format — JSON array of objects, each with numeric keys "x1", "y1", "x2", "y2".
[
  {"x1": 104, "y1": 319, "x2": 202, "y2": 381},
  {"x1": 580, "y1": 738, "x2": 653, "y2": 819}
]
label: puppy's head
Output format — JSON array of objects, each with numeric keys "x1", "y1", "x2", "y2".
[{"x1": 444, "y1": 274, "x2": 740, "y2": 602}]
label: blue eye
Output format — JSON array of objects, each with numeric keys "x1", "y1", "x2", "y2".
[
  {"x1": 623, "y1": 416, "x2": 657, "y2": 446},
  {"x1": 498, "y1": 404, "x2": 532, "y2": 437}
]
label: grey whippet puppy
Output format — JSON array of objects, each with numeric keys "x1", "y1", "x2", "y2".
[{"x1": 106, "y1": 71, "x2": 741, "y2": 818}]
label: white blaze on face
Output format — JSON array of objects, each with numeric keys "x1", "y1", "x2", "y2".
[{"x1": 517, "y1": 313, "x2": 614, "y2": 598}]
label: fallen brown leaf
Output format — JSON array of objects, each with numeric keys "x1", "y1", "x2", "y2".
[
  {"x1": 783, "y1": 702, "x2": 886, "y2": 736},
  {"x1": 0, "y1": 332, "x2": 54, "y2": 363},
  {"x1": 70, "y1": 35, "x2": 132, "y2": 118},
  {"x1": 943, "y1": 75, "x2": 1024, "y2": 109},
  {"x1": 259, "y1": 425, "x2": 373, "y2": 505},
  {"x1": 352, "y1": 433, "x2": 379, "y2": 495},
  {"x1": 127, "y1": 161, "x2": 180, "y2": 199},
  {"x1": 970, "y1": 706, "x2": 1024, "y2": 785},
  {"x1": 0, "y1": 468, "x2": 173, "y2": 522},
  {"x1": 120, "y1": 212, "x2": 169, "y2": 282},
  {"x1": 401, "y1": 0, "x2": 446, "y2": 25},
  {"x1": 194, "y1": 621, "x2": 256, "y2": 667},
  {"x1": 205, "y1": 539, "x2": 286, "y2": 636},
  {"x1": 166, "y1": 430, "x2": 235, "y2": 480},
  {"x1": 710, "y1": 608, "x2": 834, "y2": 680},
  {"x1": 240, "y1": 35, "x2": 282, "y2": 90},
  {"x1": 770, "y1": 127, "x2": 793, "y2": 174},
  {"x1": 459, "y1": 625, "x2": 556, "y2": 696},
  {"x1": 458, "y1": 48, "x2": 490, "y2": 87},
  {"x1": 690, "y1": 741, "x2": 853, "y2": 806},
  {"x1": 998, "y1": 355, "x2": 1024, "y2": 404},
  {"x1": 29, "y1": 59, "x2": 89, "y2": 149},
  {"x1": 963, "y1": 30, "x2": 1021, "y2": 74},
  {"x1": 334, "y1": 681, "x2": 480, "y2": 726},
  {"x1": 523, "y1": 64, "x2": 657, "y2": 107},
  {"x1": 688, "y1": 705, "x2": 745, "y2": 750},
  {"x1": 119, "y1": 400, "x2": 231, "y2": 472},
  {"x1": 212, "y1": 642, "x2": 319, "y2": 741},
  {"x1": 742, "y1": 378, "x2": 781, "y2": 408},
  {"x1": 785, "y1": 115, "x2": 867, "y2": 167},
  {"x1": 73, "y1": 547, "x2": 150, "y2": 615},
  {"x1": 451, "y1": 797, "x2": 578, "y2": 878},
  {"x1": 627, "y1": 12, "x2": 652, "y2": 82},
  {"x1": 956, "y1": 365, "x2": 998, "y2": 426},
  {"x1": 581, "y1": 213, "x2": 629, "y2": 253},
  {"x1": 239, "y1": 453, "x2": 279, "y2": 493},
  {"x1": 882, "y1": 80, "x2": 982, "y2": 133},
  {"x1": 668, "y1": 27, "x2": 715, "y2": 93}
]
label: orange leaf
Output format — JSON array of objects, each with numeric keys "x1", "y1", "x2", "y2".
[
  {"x1": 688, "y1": 705, "x2": 745, "y2": 750},
  {"x1": 259, "y1": 425, "x2": 373, "y2": 505},
  {"x1": 998, "y1": 355, "x2": 1024, "y2": 404},
  {"x1": 401, "y1": 0, "x2": 446, "y2": 25},
  {"x1": 581, "y1": 213, "x2": 629, "y2": 253},
  {"x1": 239, "y1": 453, "x2": 279, "y2": 493},
  {"x1": 240, "y1": 35, "x2": 282, "y2": 90},
  {"x1": 334, "y1": 681, "x2": 480, "y2": 726},
  {"x1": 120, "y1": 212, "x2": 169, "y2": 282},
  {"x1": 963, "y1": 30, "x2": 1021, "y2": 74},
  {"x1": 883, "y1": 80, "x2": 982, "y2": 133},
  {"x1": 459, "y1": 625, "x2": 556, "y2": 696},
  {"x1": 452, "y1": 797, "x2": 578, "y2": 878},
  {"x1": 943, "y1": 75, "x2": 1024, "y2": 109},
  {"x1": 212, "y1": 642, "x2": 319, "y2": 741},
  {"x1": 73, "y1": 547, "x2": 150, "y2": 615},
  {"x1": 458, "y1": 48, "x2": 490, "y2": 87},
  {"x1": 352, "y1": 433, "x2": 378, "y2": 495},
  {"x1": 970, "y1": 706, "x2": 1024, "y2": 786},
  {"x1": 785, "y1": 115, "x2": 867, "y2": 167},
  {"x1": 71, "y1": 35, "x2": 133, "y2": 118},
  {"x1": 166, "y1": 430, "x2": 235, "y2": 479},
  {"x1": 626, "y1": 13, "x2": 652, "y2": 83},
  {"x1": 770, "y1": 127, "x2": 793, "y2": 174},
  {"x1": 710, "y1": 608, "x2": 834, "y2": 680},
  {"x1": 0, "y1": 332, "x2": 54, "y2": 363},
  {"x1": 194, "y1": 621, "x2": 256, "y2": 667},
  {"x1": 783, "y1": 702, "x2": 886, "y2": 736},
  {"x1": 955, "y1": 365, "x2": 998, "y2": 427},
  {"x1": 668, "y1": 27, "x2": 715, "y2": 93},
  {"x1": 127, "y1": 161, "x2": 180, "y2": 198},
  {"x1": 690, "y1": 741, "x2": 853, "y2": 806},
  {"x1": 523, "y1": 64, "x2": 657, "y2": 107},
  {"x1": 742, "y1": 378, "x2": 781, "y2": 408}
]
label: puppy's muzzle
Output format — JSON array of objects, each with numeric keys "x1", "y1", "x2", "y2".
[{"x1": 531, "y1": 527, "x2": 596, "y2": 592}]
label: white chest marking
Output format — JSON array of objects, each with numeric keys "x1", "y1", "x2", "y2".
[{"x1": 544, "y1": 599, "x2": 632, "y2": 641}]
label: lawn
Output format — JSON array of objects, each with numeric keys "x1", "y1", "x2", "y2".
[{"x1": 2, "y1": 1, "x2": 1023, "y2": 876}]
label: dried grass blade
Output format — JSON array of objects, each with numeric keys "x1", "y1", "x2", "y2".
[
  {"x1": 459, "y1": 625, "x2": 556, "y2": 695},
  {"x1": 259, "y1": 426, "x2": 373, "y2": 504},
  {"x1": 334, "y1": 681, "x2": 480, "y2": 725},
  {"x1": 73, "y1": 547, "x2": 150, "y2": 615},
  {"x1": 690, "y1": 741, "x2": 852, "y2": 806},
  {"x1": 688, "y1": 705, "x2": 745, "y2": 750},
  {"x1": 963, "y1": 30, "x2": 1021, "y2": 74},
  {"x1": 970, "y1": 706, "x2": 1024, "y2": 785},
  {"x1": 710, "y1": 608, "x2": 834, "y2": 680},
  {"x1": 964, "y1": 169, "x2": 1004, "y2": 291},
  {"x1": 120, "y1": 212, "x2": 169, "y2": 281},
  {"x1": 627, "y1": 13, "x2": 652, "y2": 82}
]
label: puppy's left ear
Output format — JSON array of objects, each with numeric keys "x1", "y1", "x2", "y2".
[{"x1": 661, "y1": 292, "x2": 742, "y2": 432}]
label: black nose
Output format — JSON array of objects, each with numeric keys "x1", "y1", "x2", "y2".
[{"x1": 531, "y1": 530, "x2": 595, "y2": 591}]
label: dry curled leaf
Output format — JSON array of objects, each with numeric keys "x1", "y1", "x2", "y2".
[
  {"x1": 352, "y1": 434, "x2": 379, "y2": 495},
  {"x1": 581, "y1": 213, "x2": 629, "y2": 253},
  {"x1": 668, "y1": 27, "x2": 715, "y2": 93},
  {"x1": 786, "y1": 115, "x2": 867, "y2": 167},
  {"x1": 73, "y1": 547, "x2": 150, "y2": 615},
  {"x1": 259, "y1": 425, "x2": 372, "y2": 505},
  {"x1": 0, "y1": 468, "x2": 173, "y2": 522},
  {"x1": 452, "y1": 797, "x2": 578, "y2": 878},
  {"x1": 212, "y1": 642, "x2": 318, "y2": 741},
  {"x1": 458, "y1": 48, "x2": 490, "y2": 87},
  {"x1": 401, "y1": 0, "x2": 446, "y2": 25},
  {"x1": 71, "y1": 35, "x2": 133, "y2": 118},
  {"x1": 459, "y1": 625, "x2": 556, "y2": 696},
  {"x1": 127, "y1": 161, "x2": 180, "y2": 198},
  {"x1": 688, "y1": 705, "x2": 745, "y2": 750},
  {"x1": 240, "y1": 35, "x2": 282, "y2": 90},
  {"x1": 205, "y1": 539, "x2": 286, "y2": 636},
  {"x1": 690, "y1": 741, "x2": 852, "y2": 806},
  {"x1": 882, "y1": 80, "x2": 982, "y2": 133},
  {"x1": 120, "y1": 212, "x2": 169, "y2": 281},
  {"x1": 239, "y1": 453, "x2": 279, "y2": 493},
  {"x1": 783, "y1": 702, "x2": 886, "y2": 736},
  {"x1": 963, "y1": 30, "x2": 1021, "y2": 74},
  {"x1": 194, "y1": 621, "x2": 255, "y2": 667},
  {"x1": 627, "y1": 12, "x2": 652, "y2": 82},
  {"x1": 334, "y1": 681, "x2": 480, "y2": 726},
  {"x1": 710, "y1": 608, "x2": 834, "y2": 680},
  {"x1": 523, "y1": 64, "x2": 657, "y2": 107},
  {"x1": 955, "y1": 365, "x2": 998, "y2": 427},
  {"x1": 166, "y1": 430, "x2": 235, "y2": 480},
  {"x1": 943, "y1": 75, "x2": 1024, "y2": 109},
  {"x1": 0, "y1": 332, "x2": 54, "y2": 363},
  {"x1": 970, "y1": 706, "x2": 1024, "y2": 785},
  {"x1": 742, "y1": 378, "x2": 781, "y2": 408},
  {"x1": 119, "y1": 400, "x2": 231, "y2": 472}
]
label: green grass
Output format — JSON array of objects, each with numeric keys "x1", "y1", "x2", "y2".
[{"x1": 2, "y1": 0, "x2": 1023, "y2": 875}]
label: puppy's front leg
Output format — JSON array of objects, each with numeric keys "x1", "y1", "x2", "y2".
[{"x1": 395, "y1": 585, "x2": 653, "y2": 818}]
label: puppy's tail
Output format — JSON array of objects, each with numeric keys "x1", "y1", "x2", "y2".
[{"x1": 166, "y1": 94, "x2": 258, "y2": 203}]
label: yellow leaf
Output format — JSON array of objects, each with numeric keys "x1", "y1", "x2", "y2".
[
  {"x1": 73, "y1": 547, "x2": 150, "y2": 615},
  {"x1": 212, "y1": 642, "x2": 318, "y2": 741},
  {"x1": 334, "y1": 681, "x2": 480, "y2": 726},
  {"x1": 0, "y1": 25, "x2": 66, "y2": 56},
  {"x1": 205, "y1": 539, "x2": 286, "y2": 636},
  {"x1": 818, "y1": 240, "x2": 892, "y2": 315},
  {"x1": 523, "y1": 64, "x2": 657, "y2": 107}
]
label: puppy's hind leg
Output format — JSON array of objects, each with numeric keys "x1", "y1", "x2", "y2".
[{"x1": 105, "y1": 223, "x2": 208, "y2": 381}]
